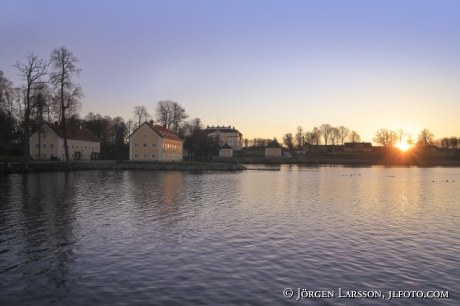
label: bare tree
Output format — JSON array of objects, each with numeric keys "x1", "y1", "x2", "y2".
[
  {"x1": 330, "y1": 127, "x2": 340, "y2": 145},
  {"x1": 320, "y1": 123, "x2": 332, "y2": 145},
  {"x1": 373, "y1": 128, "x2": 397, "y2": 147},
  {"x1": 0, "y1": 71, "x2": 17, "y2": 163},
  {"x1": 349, "y1": 130, "x2": 361, "y2": 143},
  {"x1": 133, "y1": 105, "x2": 150, "y2": 128},
  {"x1": 337, "y1": 126, "x2": 350, "y2": 145},
  {"x1": 283, "y1": 133, "x2": 294, "y2": 151},
  {"x1": 396, "y1": 129, "x2": 406, "y2": 145},
  {"x1": 14, "y1": 53, "x2": 49, "y2": 170},
  {"x1": 418, "y1": 129, "x2": 435, "y2": 146},
  {"x1": 49, "y1": 46, "x2": 82, "y2": 162},
  {"x1": 440, "y1": 138, "x2": 449, "y2": 149},
  {"x1": 295, "y1": 126, "x2": 304, "y2": 149},
  {"x1": 449, "y1": 137, "x2": 458, "y2": 149},
  {"x1": 311, "y1": 127, "x2": 321, "y2": 145},
  {"x1": 155, "y1": 100, "x2": 188, "y2": 132},
  {"x1": 405, "y1": 133, "x2": 414, "y2": 146}
]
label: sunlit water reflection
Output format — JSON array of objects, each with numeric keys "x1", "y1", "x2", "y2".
[{"x1": 1, "y1": 166, "x2": 459, "y2": 305}]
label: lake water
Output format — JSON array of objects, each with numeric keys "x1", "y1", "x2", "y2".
[{"x1": 1, "y1": 166, "x2": 459, "y2": 305}]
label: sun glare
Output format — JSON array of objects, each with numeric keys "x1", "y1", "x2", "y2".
[{"x1": 396, "y1": 142, "x2": 410, "y2": 151}]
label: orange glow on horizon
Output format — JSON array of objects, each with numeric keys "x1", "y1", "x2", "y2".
[{"x1": 395, "y1": 142, "x2": 411, "y2": 151}]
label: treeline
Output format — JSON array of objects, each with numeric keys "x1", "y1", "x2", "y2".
[
  {"x1": 244, "y1": 124, "x2": 361, "y2": 150},
  {"x1": 0, "y1": 47, "x2": 83, "y2": 169},
  {"x1": 373, "y1": 128, "x2": 459, "y2": 149}
]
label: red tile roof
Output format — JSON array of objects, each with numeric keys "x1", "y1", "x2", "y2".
[
  {"x1": 46, "y1": 123, "x2": 101, "y2": 142},
  {"x1": 146, "y1": 122, "x2": 183, "y2": 141}
]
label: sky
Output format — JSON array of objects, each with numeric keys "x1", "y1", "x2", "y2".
[{"x1": 1, "y1": 0, "x2": 459, "y2": 143}]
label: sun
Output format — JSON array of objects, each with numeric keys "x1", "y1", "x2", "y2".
[{"x1": 396, "y1": 142, "x2": 410, "y2": 151}]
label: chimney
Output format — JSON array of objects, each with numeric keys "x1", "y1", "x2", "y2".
[
  {"x1": 150, "y1": 120, "x2": 154, "y2": 124},
  {"x1": 54, "y1": 121, "x2": 58, "y2": 125}
]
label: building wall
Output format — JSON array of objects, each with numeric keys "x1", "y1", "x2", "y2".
[
  {"x1": 130, "y1": 124, "x2": 162, "y2": 161},
  {"x1": 129, "y1": 123, "x2": 183, "y2": 161},
  {"x1": 219, "y1": 148, "x2": 233, "y2": 157},
  {"x1": 29, "y1": 125, "x2": 100, "y2": 161},
  {"x1": 161, "y1": 138, "x2": 183, "y2": 161},
  {"x1": 265, "y1": 147, "x2": 281, "y2": 157},
  {"x1": 208, "y1": 131, "x2": 242, "y2": 150}
]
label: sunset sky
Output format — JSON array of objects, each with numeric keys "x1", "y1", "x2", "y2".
[{"x1": 1, "y1": 0, "x2": 459, "y2": 143}]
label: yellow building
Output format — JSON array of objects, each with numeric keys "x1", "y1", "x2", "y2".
[
  {"x1": 265, "y1": 140, "x2": 282, "y2": 157},
  {"x1": 29, "y1": 122, "x2": 101, "y2": 161},
  {"x1": 219, "y1": 143, "x2": 233, "y2": 157},
  {"x1": 129, "y1": 121, "x2": 183, "y2": 161},
  {"x1": 204, "y1": 125, "x2": 243, "y2": 151}
]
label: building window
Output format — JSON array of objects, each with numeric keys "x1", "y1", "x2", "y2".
[
  {"x1": 143, "y1": 154, "x2": 147, "y2": 158},
  {"x1": 43, "y1": 144, "x2": 46, "y2": 148},
  {"x1": 134, "y1": 154, "x2": 139, "y2": 159},
  {"x1": 35, "y1": 144, "x2": 39, "y2": 148},
  {"x1": 42, "y1": 134, "x2": 47, "y2": 139},
  {"x1": 134, "y1": 143, "x2": 139, "y2": 148},
  {"x1": 50, "y1": 154, "x2": 54, "y2": 157},
  {"x1": 151, "y1": 154, "x2": 156, "y2": 158},
  {"x1": 152, "y1": 143, "x2": 156, "y2": 147},
  {"x1": 72, "y1": 145, "x2": 74, "y2": 149},
  {"x1": 143, "y1": 133, "x2": 148, "y2": 138},
  {"x1": 35, "y1": 153, "x2": 38, "y2": 157},
  {"x1": 43, "y1": 153, "x2": 47, "y2": 157},
  {"x1": 143, "y1": 143, "x2": 148, "y2": 148},
  {"x1": 71, "y1": 154, "x2": 74, "y2": 158},
  {"x1": 50, "y1": 144, "x2": 54, "y2": 148},
  {"x1": 62, "y1": 154, "x2": 65, "y2": 157},
  {"x1": 85, "y1": 146, "x2": 87, "y2": 149}
]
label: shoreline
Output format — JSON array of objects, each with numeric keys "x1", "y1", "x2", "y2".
[
  {"x1": 1, "y1": 161, "x2": 247, "y2": 174},
  {"x1": 2, "y1": 158, "x2": 460, "y2": 174}
]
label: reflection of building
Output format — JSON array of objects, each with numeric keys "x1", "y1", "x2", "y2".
[
  {"x1": 265, "y1": 140, "x2": 282, "y2": 157},
  {"x1": 219, "y1": 143, "x2": 233, "y2": 157},
  {"x1": 344, "y1": 142, "x2": 372, "y2": 152},
  {"x1": 204, "y1": 126, "x2": 243, "y2": 151},
  {"x1": 129, "y1": 121, "x2": 183, "y2": 161},
  {"x1": 29, "y1": 122, "x2": 101, "y2": 161}
]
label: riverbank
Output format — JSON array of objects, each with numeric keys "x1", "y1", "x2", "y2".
[{"x1": 1, "y1": 161, "x2": 247, "y2": 174}]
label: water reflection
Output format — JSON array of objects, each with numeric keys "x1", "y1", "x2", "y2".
[{"x1": 0, "y1": 167, "x2": 459, "y2": 305}]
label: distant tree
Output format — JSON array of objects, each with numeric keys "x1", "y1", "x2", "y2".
[
  {"x1": 243, "y1": 138, "x2": 249, "y2": 148},
  {"x1": 337, "y1": 126, "x2": 350, "y2": 145},
  {"x1": 14, "y1": 52, "x2": 49, "y2": 170},
  {"x1": 373, "y1": 128, "x2": 397, "y2": 147},
  {"x1": 112, "y1": 116, "x2": 127, "y2": 160},
  {"x1": 330, "y1": 127, "x2": 340, "y2": 145},
  {"x1": 155, "y1": 100, "x2": 188, "y2": 133},
  {"x1": 320, "y1": 123, "x2": 332, "y2": 145},
  {"x1": 449, "y1": 137, "x2": 458, "y2": 149},
  {"x1": 133, "y1": 105, "x2": 150, "y2": 128},
  {"x1": 349, "y1": 130, "x2": 361, "y2": 143},
  {"x1": 283, "y1": 133, "x2": 294, "y2": 151},
  {"x1": 49, "y1": 46, "x2": 83, "y2": 162},
  {"x1": 440, "y1": 138, "x2": 450, "y2": 149},
  {"x1": 295, "y1": 126, "x2": 304, "y2": 149},
  {"x1": 311, "y1": 127, "x2": 321, "y2": 145},
  {"x1": 126, "y1": 119, "x2": 134, "y2": 140},
  {"x1": 396, "y1": 129, "x2": 405, "y2": 146},
  {"x1": 418, "y1": 129, "x2": 435, "y2": 146},
  {"x1": 0, "y1": 71, "x2": 17, "y2": 163},
  {"x1": 406, "y1": 133, "x2": 414, "y2": 146}
]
